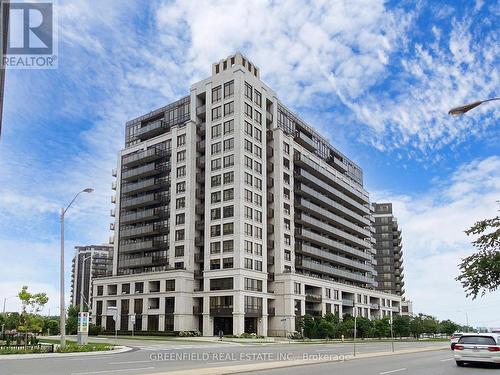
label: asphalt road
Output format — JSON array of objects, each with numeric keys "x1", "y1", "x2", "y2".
[{"x1": 0, "y1": 339, "x2": 462, "y2": 375}]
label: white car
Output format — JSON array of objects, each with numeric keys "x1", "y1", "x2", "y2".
[{"x1": 454, "y1": 333, "x2": 500, "y2": 366}]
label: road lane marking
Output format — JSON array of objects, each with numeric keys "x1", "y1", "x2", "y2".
[
  {"x1": 379, "y1": 368, "x2": 407, "y2": 375},
  {"x1": 440, "y1": 358, "x2": 454, "y2": 362},
  {"x1": 71, "y1": 367, "x2": 155, "y2": 375},
  {"x1": 109, "y1": 360, "x2": 152, "y2": 365}
]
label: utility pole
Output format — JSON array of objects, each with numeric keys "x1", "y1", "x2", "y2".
[{"x1": 353, "y1": 302, "x2": 357, "y2": 357}]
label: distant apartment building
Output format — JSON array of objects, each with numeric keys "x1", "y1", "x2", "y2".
[
  {"x1": 0, "y1": 0, "x2": 9, "y2": 137},
  {"x1": 401, "y1": 300, "x2": 413, "y2": 316},
  {"x1": 71, "y1": 245, "x2": 113, "y2": 308},
  {"x1": 372, "y1": 203, "x2": 405, "y2": 296},
  {"x1": 92, "y1": 52, "x2": 403, "y2": 336}
]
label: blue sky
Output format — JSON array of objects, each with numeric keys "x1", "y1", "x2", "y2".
[{"x1": 0, "y1": 0, "x2": 499, "y2": 327}]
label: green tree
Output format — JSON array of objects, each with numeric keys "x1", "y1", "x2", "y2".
[
  {"x1": 356, "y1": 317, "x2": 373, "y2": 338},
  {"x1": 43, "y1": 318, "x2": 60, "y2": 335},
  {"x1": 66, "y1": 305, "x2": 79, "y2": 335},
  {"x1": 438, "y1": 319, "x2": 460, "y2": 336},
  {"x1": 373, "y1": 317, "x2": 390, "y2": 338},
  {"x1": 393, "y1": 315, "x2": 411, "y2": 338},
  {"x1": 409, "y1": 314, "x2": 424, "y2": 338},
  {"x1": 17, "y1": 286, "x2": 49, "y2": 348},
  {"x1": 457, "y1": 215, "x2": 500, "y2": 299}
]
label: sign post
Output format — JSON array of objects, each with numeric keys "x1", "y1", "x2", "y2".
[
  {"x1": 77, "y1": 312, "x2": 89, "y2": 345},
  {"x1": 130, "y1": 314, "x2": 136, "y2": 337},
  {"x1": 106, "y1": 307, "x2": 118, "y2": 344}
]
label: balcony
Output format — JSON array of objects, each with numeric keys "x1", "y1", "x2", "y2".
[
  {"x1": 194, "y1": 270, "x2": 203, "y2": 279},
  {"x1": 305, "y1": 310, "x2": 322, "y2": 317},
  {"x1": 119, "y1": 256, "x2": 167, "y2": 268},
  {"x1": 195, "y1": 220, "x2": 204, "y2": 231},
  {"x1": 194, "y1": 253, "x2": 204, "y2": 262},
  {"x1": 120, "y1": 207, "x2": 167, "y2": 225},
  {"x1": 267, "y1": 273, "x2": 275, "y2": 281},
  {"x1": 121, "y1": 192, "x2": 170, "y2": 210},
  {"x1": 267, "y1": 240, "x2": 274, "y2": 249},
  {"x1": 112, "y1": 168, "x2": 117, "y2": 177},
  {"x1": 196, "y1": 104, "x2": 206, "y2": 119},
  {"x1": 267, "y1": 224, "x2": 274, "y2": 234},
  {"x1": 121, "y1": 176, "x2": 170, "y2": 195},
  {"x1": 109, "y1": 235, "x2": 115, "y2": 245},
  {"x1": 267, "y1": 256, "x2": 274, "y2": 265},
  {"x1": 294, "y1": 131, "x2": 316, "y2": 152},
  {"x1": 195, "y1": 237, "x2": 204, "y2": 247},
  {"x1": 122, "y1": 148, "x2": 165, "y2": 168},
  {"x1": 136, "y1": 120, "x2": 169, "y2": 140},
  {"x1": 196, "y1": 140, "x2": 205, "y2": 152},
  {"x1": 370, "y1": 303, "x2": 380, "y2": 310},
  {"x1": 210, "y1": 307, "x2": 233, "y2": 316},
  {"x1": 196, "y1": 188, "x2": 205, "y2": 199},
  {"x1": 196, "y1": 122, "x2": 206, "y2": 135},
  {"x1": 193, "y1": 305, "x2": 203, "y2": 315},
  {"x1": 120, "y1": 222, "x2": 167, "y2": 239},
  {"x1": 122, "y1": 162, "x2": 169, "y2": 181},
  {"x1": 296, "y1": 244, "x2": 372, "y2": 272},
  {"x1": 267, "y1": 307, "x2": 276, "y2": 316},
  {"x1": 342, "y1": 299, "x2": 354, "y2": 307},
  {"x1": 305, "y1": 294, "x2": 322, "y2": 303},
  {"x1": 244, "y1": 307, "x2": 263, "y2": 317},
  {"x1": 111, "y1": 195, "x2": 116, "y2": 204},
  {"x1": 196, "y1": 156, "x2": 205, "y2": 169},
  {"x1": 110, "y1": 223, "x2": 115, "y2": 230},
  {"x1": 196, "y1": 173, "x2": 205, "y2": 183},
  {"x1": 195, "y1": 203, "x2": 204, "y2": 215},
  {"x1": 110, "y1": 208, "x2": 116, "y2": 217},
  {"x1": 266, "y1": 111, "x2": 273, "y2": 124},
  {"x1": 296, "y1": 258, "x2": 374, "y2": 284},
  {"x1": 120, "y1": 239, "x2": 168, "y2": 253},
  {"x1": 111, "y1": 181, "x2": 117, "y2": 190}
]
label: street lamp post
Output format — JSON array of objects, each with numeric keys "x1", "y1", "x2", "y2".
[
  {"x1": 448, "y1": 97, "x2": 499, "y2": 116},
  {"x1": 77, "y1": 254, "x2": 91, "y2": 345},
  {"x1": 353, "y1": 303, "x2": 357, "y2": 357},
  {"x1": 60, "y1": 188, "x2": 93, "y2": 348}
]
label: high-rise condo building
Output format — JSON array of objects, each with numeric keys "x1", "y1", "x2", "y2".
[
  {"x1": 92, "y1": 53, "x2": 402, "y2": 336},
  {"x1": 71, "y1": 245, "x2": 113, "y2": 309},
  {"x1": 372, "y1": 203, "x2": 405, "y2": 296}
]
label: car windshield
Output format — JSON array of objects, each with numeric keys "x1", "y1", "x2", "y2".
[{"x1": 458, "y1": 336, "x2": 496, "y2": 345}]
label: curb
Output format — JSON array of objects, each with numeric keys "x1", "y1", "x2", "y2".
[
  {"x1": 149, "y1": 346, "x2": 448, "y2": 375},
  {"x1": 0, "y1": 345, "x2": 133, "y2": 360}
]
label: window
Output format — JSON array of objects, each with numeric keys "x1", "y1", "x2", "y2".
[
  {"x1": 255, "y1": 210, "x2": 262, "y2": 223},
  {"x1": 211, "y1": 174, "x2": 221, "y2": 187},
  {"x1": 283, "y1": 142, "x2": 290, "y2": 154},
  {"x1": 284, "y1": 234, "x2": 291, "y2": 245},
  {"x1": 254, "y1": 177, "x2": 262, "y2": 190},
  {"x1": 211, "y1": 142, "x2": 222, "y2": 155},
  {"x1": 283, "y1": 187, "x2": 290, "y2": 200},
  {"x1": 211, "y1": 158, "x2": 221, "y2": 171},
  {"x1": 177, "y1": 134, "x2": 186, "y2": 147},
  {"x1": 245, "y1": 156, "x2": 253, "y2": 169},
  {"x1": 245, "y1": 189, "x2": 253, "y2": 202},
  {"x1": 255, "y1": 243, "x2": 262, "y2": 256},
  {"x1": 175, "y1": 213, "x2": 185, "y2": 225},
  {"x1": 210, "y1": 259, "x2": 221, "y2": 270},
  {"x1": 211, "y1": 225, "x2": 221, "y2": 237},
  {"x1": 245, "y1": 223, "x2": 253, "y2": 236},
  {"x1": 223, "y1": 223, "x2": 234, "y2": 235},
  {"x1": 177, "y1": 150, "x2": 186, "y2": 162},
  {"x1": 254, "y1": 128, "x2": 262, "y2": 142},
  {"x1": 166, "y1": 280, "x2": 175, "y2": 291},
  {"x1": 245, "y1": 121, "x2": 253, "y2": 136},
  {"x1": 176, "y1": 182, "x2": 186, "y2": 193},
  {"x1": 223, "y1": 257, "x2": 233, "y2": 269},
  {"x1": 283, "y1": 173, "x2": 290, "y2": 184},
  {"x1": 245, "y1": 82, "x2": 253, "y2": 100},
  {"x1": 211, "y1": 124, "x2": 222, "y2": 138},
  {"x1": 223, "y1": 188, "x2": 234, "y2": 201},
  {"x1": 223, "y1": 171, "x2": 234, "y2": 184},
  {"x1": 294, "y1": 282, "x2": 301, "y2": 295},
  {"x1": 254, "y1": 90, "x2": 262, "y2": 107},
  {"x1": 254, "y1": 161, "x2": 262, "y2": 174},
  {"x1": 210, "y1": 278, "x2": 233, "y2": 291},
  {"x1": 245, "y1": 139, "x2": 253, "y2": 153},
  {"x1": 97, "y1": 286, "x2": 103, "y2": 296},
  {"x1": 254, "y1": 145, "x2": 262, "y2": 158},
  {"x1": 176, "y1": 166, "x2": 186, "y2": 178},
  {"x1": 245, "y1": 240, "x2": 253, "y2": 253},
  {"x1": 121, "y1": 283, "x2": 130, "y2": 294},
  {"x1": 223, "y1": 240, "x2": 234, "y2": 253},
  {"x1": 212, "y1": 106, "x2": 222, "y2": 121},
  {"x1": 283, "y1": 157, "x2": 290, "y2": 169},
  {"x1": 223, "y1": 119, "x2": 234, "y2": 134},
  {"x1": 245, "y1": 278, "x2": 262, "y2": 292},
  {"x1": 210, "y1": 242, "x2": 221, "y2": 254},
  {"x1": 245, "y1": 172, "x2": 253, "y2": 186},
  {"x1": 255, "y1": 227, "x2": 262, "y2": 239},
  {"x1": 175, "y1": 229, "x2": 185, "y2": 241},
  {"x1": 244, "y1": 206, "x2": 253, "y2": 219},
  {"x1": 211, "y1": 191, "x2": 221, "y2": 203},
  {"x1": 244, "y1": 258, "x2": 253, "y2": 269},
  {"x1": 223, "y1": 138, "x2": 234, "y2": 151},
  {"x1": 284, "y1": 250, "x2": 291, "y2": 261},
  {"x1": 245, "y1": 103, "x2": 253, "y2": 118},
  {"x1": 212, "y1": 85, "x2": 222, "y2": 103},
  {"x1": 254, "y1": 260, "x2": 262, "y2": 271},
  {"x1": 223, "y1": 154, "x2": 234, "y2": 167},
  {"x1": 254, "y1": 194, "x2": 262, "y2": 206},
  {"x1": 224, "y1": 101, "x2": 234, "y2": 116},
  {"x1": 211, "y1": 207, "x2": 221, "y2": 220},
  {"x1": 284, "y1": 219, "x2": 291, "y2": 230},
  {"x1": 224, "y1": 80, "x2": 234, "y2": 98},
  {"x1": 223, "y1": 205, "x2": 234, "y2": 218},
  {"x1": 175, "y1": 245, "x2": 184, "y2": 257},
  {"x1": 176, "y1": 197, "x2": 185, "y2": 209},
  {"x1": 284, "y1": 203, "x2": 290, "y2": 215},
  {"x1": 326, "y1": 288, "x2": 331, "y2": 298},
  {"x1": 254, "y1": 110, "x2": 262, "y2": 124}
]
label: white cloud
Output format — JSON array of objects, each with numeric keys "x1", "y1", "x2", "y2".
[{"x1": 372, "y1": 156, "x2": 500, "y2": 327}]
